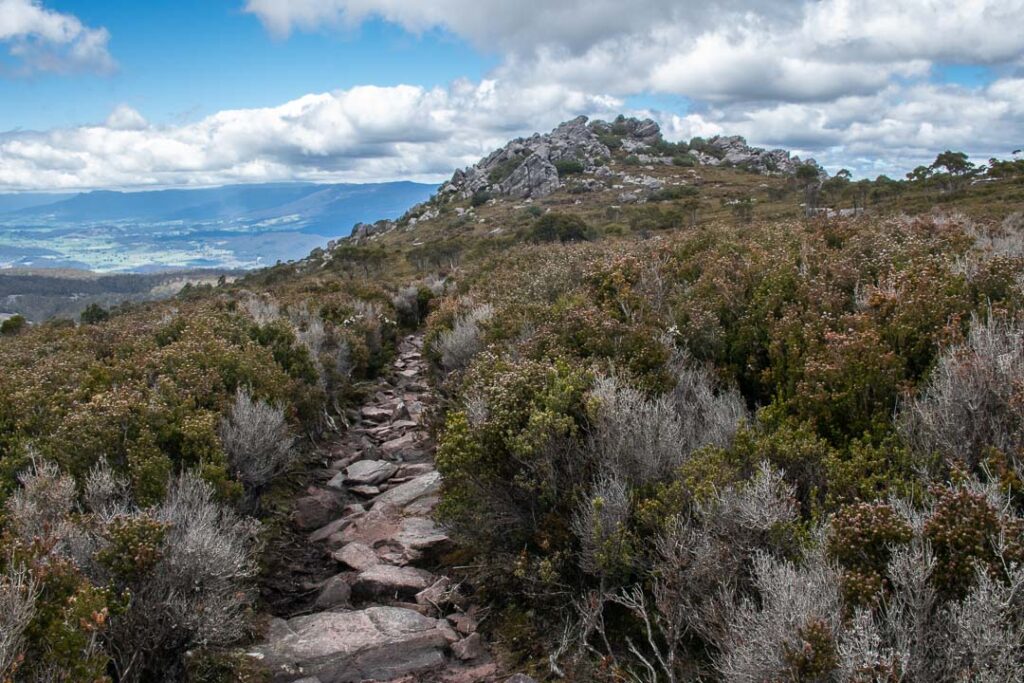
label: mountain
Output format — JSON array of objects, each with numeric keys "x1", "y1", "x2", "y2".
[
  {"x1": 5, "y1": 181, "x2": 436, "y2": 236},
  {"x1": 0, "y1": 192, "x2": 76, "y2": 213},
  {"x1": 0, "y1": 181, "x2": 436, "y2": 272}
]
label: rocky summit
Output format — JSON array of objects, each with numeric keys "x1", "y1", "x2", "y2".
[{"x1": 438, "y1": 116, "x2": 821, "y2": 202}]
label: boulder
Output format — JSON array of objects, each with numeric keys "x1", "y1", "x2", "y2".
[
  {"x1": 344, "y1": 460, "x2": 398, "y2": 486},
  {"x1": 448, "y1": 612, "x2": 478, "y2": 636},
  {"x1": 360, "y1": 406, "x2": 392, "y2": 423},
  {"x1": 333, "y1": 542, "x2": 380, "y2": 571},
  {"x1": 349, "y1": 485, "x2": 380, "y2": 497},
  {"x1": 254, "y1": 607, "x2": 448, "y2": 682},
  {"x1": 352, "y1": 565, "x2": 435, "y2": 600},
  {"x1": 309, "y1": 517, "x2": 348, "y2": 544},
  {"x1": 294, "y1": 489, "x2": 342, "y2": 530},
  {"x1": 381, "y1": 432, "x2": 418, "y2": 456},
  {"x1": 393, "y1": 516, "x2": 451, "y2": 563},
  {"x1": 452, "y1": 633, "x2": 484, "y2": 661},
  {"x1": 372, "y1": 471, "x2": 441, "y2": 512},
  {"x1": 314, "y1": 575, "x2": 351, "y2": 610}
]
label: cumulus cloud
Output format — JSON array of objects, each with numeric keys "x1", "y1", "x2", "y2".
[
  {"x1": 655, "y1": 78, "x2": 1024, "y2": 177},
  {"x1": 0, "y1": 0, "x2": 115, "y2": 75},
  {"x1": 0, "y1": 82, "x2": 622, "y2": 191},
  {"x1": 2, "y1": 0, "x2": 1023, "y2": 189},
  {"x1": 244, "y1": 0, "x2": 1024, "y2": 104},
  {"x1": 234, "y1": 0, "x2": 1024, "y2": 180}
]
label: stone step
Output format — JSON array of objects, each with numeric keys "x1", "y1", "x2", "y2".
[{"x1": 253, "y1": 606, "x2": 456, "y2": 683}]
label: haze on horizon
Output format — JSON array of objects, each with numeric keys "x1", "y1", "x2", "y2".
[{"x1": 1, "y1": 0, "x2": 1023, "y2": 193}]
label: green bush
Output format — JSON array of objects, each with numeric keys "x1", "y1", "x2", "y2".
[
  {"x1": 527, "y1": 213, "x2": 591, "y2": 243},
  {"x1": 554, "y1": 159, "x2": 585, "y2": 176},
  {"x1": 436, "y1": 357, "x2": 592, "y2": 566},
  {"x1": 0, "y1": 315, "x2": 26, "y2": 336},
  {"x1": 471, "y1": 189, "x2": 493, "y2": 207},
  {"x1": 80, "y1": 303, "x2": 110, "y2": 325}
]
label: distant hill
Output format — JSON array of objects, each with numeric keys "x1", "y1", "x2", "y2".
[
  {"x1": 4, "y1": 181, "x2": 437, "y2": 237},
  {"x1": 0, "y1": 181, "x2": 437, "y2": 272},
  {"x1": 0, "y1": 192, "x2": 76, "y2": 213}
]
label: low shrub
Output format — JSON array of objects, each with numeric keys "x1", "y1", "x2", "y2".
[
  {"x1": 527, "y1": 213, "x2": 591, "y2": 243},
  {"x1": 554, "y1": 159, "x2": 585, "y2": 176},
  {"x1": 218, "y1": 388, "x2": 295, "y2": 491}
]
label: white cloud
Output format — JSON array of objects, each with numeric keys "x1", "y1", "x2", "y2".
[
  {"x1": 651, "y1": 78, "x2": 1024, "y2": 177},
  {"x1": 0, "y1": 82, "x2": 622, "y2": 191},
  {"x1": 2, "y1": 0, "x2": 1024, "y2": 189},
  {"x1": 244, "y1": 0, "x2": 1024, "y2": 104},
  {"x1": 0, "y1": 0, "x2": 114, "y2": 74}
]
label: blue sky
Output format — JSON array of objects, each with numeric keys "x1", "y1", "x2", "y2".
[
  {"x1": 0, "y1": 1, "x2": 495, "y2": 131},
  {"x1": 1, "y1": 0, "x2": 1023, "y2": 191}
]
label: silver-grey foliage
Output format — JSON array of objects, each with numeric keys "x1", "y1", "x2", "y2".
[
  {"x1": 587, "y1": 360, "x2": 745, "y2": 488},
  {"x1": 716, "y1": 551, "x2": 844, "y2": 683},
  {"x1": 105, "y1": 472, "x2": 261, "y2": 682},
  {"x1": 900, "y1": 314, "x2": 1024, "y2": 470},
  {"x1": 5, "y1": 458, "x2": 77, "y2": 545},
  {"x1": 438, "y1": 302, "x2": 494, "y2": 374},
  {"x1": 0, "y1": 563, "x2": 36, "y2": 680},
  {"x1": 572, "y1": 474, "x2": 632, "y2": 577},
  {"x1": 219, "y1": 387, "x2": 295, "y2": 489}
]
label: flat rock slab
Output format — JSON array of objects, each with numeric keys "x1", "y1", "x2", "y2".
[
  {"x1": 360, "y1": 406, "x2": 393, "y2": 423},
  {"x1": 393, "y1": 517, "x2": 451, "y2": 563},
  {"x1": 294, "y1": 489, "x2": 343, "y2": 530},
  {"x1": 345, "y1": 459, "x2": 398, "y2": 486},
  {"x1": 255, "y1": 606, "x2": 448, "y2": 683},
  {"x1": 309, "y1": 518, "x2": 348, "y2": 544},
  {"x1": 352, "y1": 565, "x2": 435, "y2": 600},
  {"x1": 372, "y1": 471, "x2": 441, "y2": 513},
  {"x1": 333, "y1": 542, "x2": 380, "y2": 571},
  {"x1": 381, "y1": 433, "x2": 418, "y2": 456},
  {"x1": 349, "y1": 485, "x2": 380, "y2": 497}
]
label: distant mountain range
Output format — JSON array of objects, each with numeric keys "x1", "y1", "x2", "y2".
[
  {"x1": 0, "y1": 181, "x2": 436, "y2": 272},
  {"x1": 1, "y1": 181, "x2": 436, "y2": 236}
]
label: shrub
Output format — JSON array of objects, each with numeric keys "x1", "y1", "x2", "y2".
[
  {"x1": 0, "y1": 563, "x2": 36, "y2": 680},
  {"x1": 554, "y1": 159, "x2": 585, "y2": 176},
  {"x1": 488, "y1": 156, "x2": 524, "y2": 184},
  {"x1": 436, "y1": 357, "x2": 591, "y2": 565},
  {"x1": 924, "y1": 485, "x2": 1001, "y2": 600},
  {"x1": 218, "y1": 387, "x2": 295, "y2": 490},
  {"x1": 5, "y1": 459, "x2": 77, "y2": 544},
  {"x1": 0, "y1": 315, "x2": 26, "y2": 336},
  {"x1": 528, "y1": 213, "x2": 591, "y2": 243},
  {"x1": 715, "y1": 553, "x2": 844, "y2": 683},
  {"x1": 571, "y1": 474, "x2": 634, "y2": 579},
  {"x1": 103, "y1": 472, "x2": 261, "y2": 682},
  {"x1": 80, "y1": 303, "x2": 110, "y2": 325},
  {"x1": 648, "y1": 185, "x2": 698, "y2": 202},
  {"x1": 827, "y1": 502, "x2": 912, "y2": 607},
  {"x1": 900, "y1": 314, "x2": 1024, "y2": 473},
  {"x1": 471, "y1": 189, "x2": 493, "y2": 207},
  {"x1": 586, "y1": 362, "x2": 744, "y2": 488},
  {"x1": 436, "y1": 303, "x2": 493, "y2": 375}
]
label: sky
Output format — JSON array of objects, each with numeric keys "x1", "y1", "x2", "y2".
[{"x1": 0, "y1": 0, "x2": 1022, "y2": 191}]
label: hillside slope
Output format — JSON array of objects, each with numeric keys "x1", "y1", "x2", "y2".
[{"x1": 1, "y1": 116, "x2": 1024, "y2": 682}]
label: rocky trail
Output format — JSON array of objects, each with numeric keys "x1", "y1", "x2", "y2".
[{"x1": 252, "y1": 335, "x2": 515, "y2": 683}]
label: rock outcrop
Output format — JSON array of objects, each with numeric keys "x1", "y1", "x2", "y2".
[
  {"x1": 695, "y1": 135, "x2": 826, "y2": 177},
  {"x1": 438, "y1": 115, "x2": 659, "y2": 201}
]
